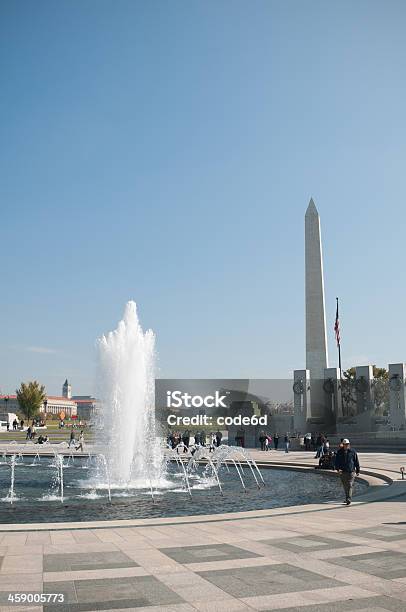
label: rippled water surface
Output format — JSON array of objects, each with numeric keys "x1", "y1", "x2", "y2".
[{"x1": 0, "y1": 456, "x2": 368, "y2": 524}]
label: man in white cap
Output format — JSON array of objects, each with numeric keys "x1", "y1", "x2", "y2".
[{"x1": 334, "y1": 438, "x2": 360, "y2": 505}]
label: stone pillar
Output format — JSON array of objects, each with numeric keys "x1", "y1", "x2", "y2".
[
  {"x1": 324, "y1": 367, "x2": 342, "y2": 420},
  {"x1": 388, "y1": 363, "x2": 406, "y2": 430},
  {"x1": 293, "y1": 369, "x2": 310, "y2": 433}
]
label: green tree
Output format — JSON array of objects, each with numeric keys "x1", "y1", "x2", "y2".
[
  {"x1": 341, "y1": 366, "x2": 389, "y2": 417},
  {"x1": 343, "y1": 365, "x2": 388, "y2": 381},
  {"x1": 341, "y1": 368, "x2": 357, "y2": 416},
  {"x1": 371, "y1": 367, "x2": 389, "y2": 416},
  {"x1": 16, "y1": 381, "x2": 46, "y2": 421}
]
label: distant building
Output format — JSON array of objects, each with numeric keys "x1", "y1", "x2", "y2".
[
  {"x1": 1, "y1": 379, "x2": 97, "y2": 422},
  {"x1": 72, "y1": 395, "x2": 97, "y2": 420},
  {"x1": 0, "y1": 394, "x2": 77, "y2": 418},
  {"x1": 41, "y1": 396, "x2": 77, "y2": 417},
  {"x1": 62, "y1": 378, "x2": 72, "y2": 399},
  {"x1": 0, "y1": 396, "x2": 19, "y2": 421},
  {"x1": 41, "y1": 378, "x2": 78, "y2": 417},
  {"x1": 0, "y1": 379, "x2": 96, "y2": 421}
]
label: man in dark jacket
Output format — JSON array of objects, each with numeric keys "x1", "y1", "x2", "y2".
[{"x1": 335, "y1": 438, "x2": 360, "y2": 505}]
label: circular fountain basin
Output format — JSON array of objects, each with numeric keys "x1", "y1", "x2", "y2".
[{"x1": 0, "y1": 456, "x2": 368, "y2": 525}]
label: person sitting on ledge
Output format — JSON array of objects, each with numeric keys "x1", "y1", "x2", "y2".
[{"x1": 316, "y1": 451, "x2": 335, "y2": 470}]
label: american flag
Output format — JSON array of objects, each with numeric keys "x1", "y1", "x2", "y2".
[{"x1": 334, "y1": 298, "x2": 340, "y2": 346}]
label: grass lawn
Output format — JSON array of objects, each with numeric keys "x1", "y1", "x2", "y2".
[{"x1": 0, "y1": 421, "x2": 94, "y2": 442}]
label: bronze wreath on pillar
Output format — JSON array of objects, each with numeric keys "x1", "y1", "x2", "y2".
[
  {"x1": 323, "y1": 378, "x2": 335, "y2": 394},
  {"x1": 389, "y1": 374, "x2": 402, "y2": 392},
  {"x1": 355, "y1": 376, "x2": 369, "y2": 393},
  {"x1": 293, "y1": 380, "x2": 304, "y2": 395}
]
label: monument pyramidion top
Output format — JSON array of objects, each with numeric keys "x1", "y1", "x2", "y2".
[{"x1": 305, "y1": 197, "x2": 319, "y2": 217}]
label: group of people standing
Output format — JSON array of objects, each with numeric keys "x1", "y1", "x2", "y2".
[
  {"x1": 11, "y1": 418, "x2": 24, "y2": 431},
  {"x1": 303, "y1": 432, "x2": 330, "y2": 455},
  {"x1": 9, "y1": 418, "x2": 44, "y2": 433},
  {"x1": 167, "y1": 430, "x2": 223, "y2": 452},
  {"x1": 313, "y1": 433, "x2": 330, "y2": 458},
  {"x1": 258, "y1": 432, "x2": 291, "y2": 452},
  {"x1": 25, "y1": 420, "x2": 42, "y2": 440}
]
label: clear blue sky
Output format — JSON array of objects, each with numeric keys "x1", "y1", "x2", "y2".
[{"x1": 1, "y1": 0, "x2": 405, "y2": 395}]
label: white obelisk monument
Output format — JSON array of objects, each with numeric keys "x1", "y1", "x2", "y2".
[
  {"x1": 305, "y1": 198, "x2": 328, "y2": 380},
  {"x1": 294, "y1": 199, "x2": 330, "y2": 430}
]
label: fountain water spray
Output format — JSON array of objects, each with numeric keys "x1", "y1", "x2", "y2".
[{"x1": 96, "y1": 301, "x2": 163, "y2": 486}]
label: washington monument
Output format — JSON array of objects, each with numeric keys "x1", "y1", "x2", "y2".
[{"x1": 305, "y1": 198, "x2": 328, "y2": 380}]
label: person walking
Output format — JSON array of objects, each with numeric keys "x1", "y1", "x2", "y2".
[
  {"x1": 259, "y1": 431, "x2": 266, "y2": 451},
  {"x1": 215, "y1": 430, "x2": 222, "y2": 447},
  {"x1": 68, "y1": 430, "x2": 76, "y2": 448},
  {"x1": 26, "y1": 426, "x2": 32, "y2": 440},
  {"x1": 334, "y1": 438, "x2": 360, "y2": 505},
  {"x1": 284, "y1": 433, "x2": 290, "y2": 453},
  {"x1": 274, "y1": 433, "x2": 279, "y2": 450},
  {"x1": 75, "y1": 431, "x2": 85, "y2": 451}
]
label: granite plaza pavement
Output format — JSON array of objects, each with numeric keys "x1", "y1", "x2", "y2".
[{"x1": 1, "y1": 449, "x2": 406, "y2": 612}]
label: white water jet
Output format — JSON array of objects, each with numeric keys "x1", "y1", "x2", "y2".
[
  {"x1": 96, "y1": 301, "x2": 163, "y2": 485},
  {"x1": 98, "y1": 454, "x2": 112, "y2": 502},
  {"x1": 7, "y1": 455, "x2": 16, "y2": 504}
]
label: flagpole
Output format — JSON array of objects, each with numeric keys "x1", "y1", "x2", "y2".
[
  {"x1": 337, "y1": 298, "x2": 342, "y2": 378},
  {"x1": 336, "y1": 297, "x2": 342, "y2": 378},
  {"x1": 335, "y1": 296, "x2": 344, "y2": 419}
]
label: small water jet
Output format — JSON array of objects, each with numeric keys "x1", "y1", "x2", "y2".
[
  {"x1": 172, "y1": 453, "x2": 192, "y2": 496},
  {"x1": 7, "y1": 455, "x2": 17, "y2": 504},
  {"x1": 98, "y1": 454, "x2": 112, "y2": 502},
  {"x1": 52, "y1": 454, "x2": 64, "y2": 503}
]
